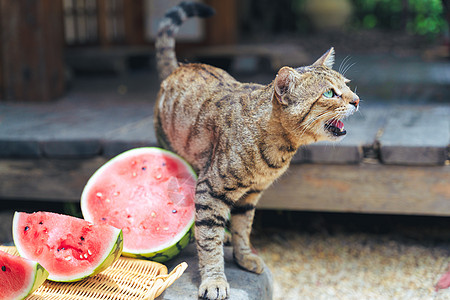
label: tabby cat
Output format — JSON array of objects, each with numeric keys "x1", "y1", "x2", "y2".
[{"x1": 154, "y1": 2, "x2": 360, "y2": 299}]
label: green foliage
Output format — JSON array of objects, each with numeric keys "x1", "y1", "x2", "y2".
[{"x1": 350, "y1": 0, "x2": 447, "y2": 37}]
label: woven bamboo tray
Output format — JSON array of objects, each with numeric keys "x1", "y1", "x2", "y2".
[{"x1": 0, "y1": 246, "x2": 187, "y2": 300}]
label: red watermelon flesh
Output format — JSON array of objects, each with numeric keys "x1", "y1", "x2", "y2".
[
  {"x1": 81, "y1": 147, "x2": 196, "y2": 255},
  {"x1": 13, "y1": 211, "x2": 123, "y2": 282},
  {"x1": 0, "y1": 249, "x2": 48, "y2": 300}
]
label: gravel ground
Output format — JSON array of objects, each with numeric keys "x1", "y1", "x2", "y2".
[{"x1": 251, "y1": 212, "x2": 450, "y2": 300}]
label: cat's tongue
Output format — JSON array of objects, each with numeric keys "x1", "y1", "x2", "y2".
[{"x1": 325, "y1": 119, "x2": 346, "y2": 136}]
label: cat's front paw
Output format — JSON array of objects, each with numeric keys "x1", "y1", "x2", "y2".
[
  {"x1": 199, "y1": 276, "x2": 230, "y2": 299},
  {"x1": 233, "y1": 251, "x2": 265, "y2": 274}
]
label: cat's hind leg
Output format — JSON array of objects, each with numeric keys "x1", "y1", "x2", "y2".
[{"x1": 230, "y1": 190, "x2": 265, "y2": 274}]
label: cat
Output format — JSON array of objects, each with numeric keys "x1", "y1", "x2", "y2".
[{"x1": 154, "y1": 2, "x2": 360, "y2": 299}]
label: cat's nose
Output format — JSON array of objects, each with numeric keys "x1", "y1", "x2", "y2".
[{"x1": 350, "y1": 97, "x2": 359, "y2": 107}]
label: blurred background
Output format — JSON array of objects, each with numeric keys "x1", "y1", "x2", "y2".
[
  {"x1": 0, "y1": 0, "x2": 448, "y2": 103},
  {"x1": 0, "y1": 1, "x2": 449, "y2": 299}
]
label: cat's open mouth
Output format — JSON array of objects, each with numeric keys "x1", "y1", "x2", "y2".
[{"x1": 325, "y1": 119, "x2": 346, "y2": 137}]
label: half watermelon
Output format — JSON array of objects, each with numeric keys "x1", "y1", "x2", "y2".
[
  {"x1": 81, "y1": 147, "x2": 196, "y2": 262},
  {"x1": 0, "y1": 249, "x2": 48, "y2": 300},
  {"x1": 12, "y1": 211, "x2": 123, "y2": 282}
]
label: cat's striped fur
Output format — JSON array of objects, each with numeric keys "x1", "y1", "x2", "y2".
[{"x1": 154, "y1": 2, "x2": 360, "y2": 299}]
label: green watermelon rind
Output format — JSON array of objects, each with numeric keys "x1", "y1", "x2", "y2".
[
  {"x1": 80, "y1": 147, "x2": 197, "y2": 263},
  {"x1": 82, "y1": 229, "x2": 123, "y2": 281},
  {"x1": 0, "y1": 251, "x2": 49, "y2": 300},
  {"x1": 124, "y1": 223, "x2": 194, "y2": 263},
  {"x1": 12, "y1": 212, "x2": 124, "y2": 282},
  {"x1": 26, "y1": 263, "x2": 49, "y2": 298}
]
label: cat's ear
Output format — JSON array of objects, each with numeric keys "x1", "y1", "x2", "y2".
[
  {"x1": 312, "y1": 47, "x2": 335, "y2": 69},
  {"x1": 274, "y1": 67, "x2": 294, "y2": 105}
]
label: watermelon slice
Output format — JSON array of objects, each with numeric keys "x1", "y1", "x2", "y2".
[
  {"x1": 12, "y1": 211, "x2": 123, "y2": 282},
  {"x1": 81, "y1": 147, "x2": 196, "y2": 262},
  {"x1": 0, "y1": 249, "x2": 48, "y2": 300}
]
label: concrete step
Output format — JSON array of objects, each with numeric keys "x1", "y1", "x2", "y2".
[
  {"x1": 162, "y1": 244, "x2": 273, "y2": 300},
  {"x1": 0, "y1": 99, "x2": 448, "y2": 165}
]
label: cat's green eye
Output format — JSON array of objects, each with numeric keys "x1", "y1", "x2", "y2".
[{"x1": 323, "y1": 89, "x2": 335, "y2": 98}]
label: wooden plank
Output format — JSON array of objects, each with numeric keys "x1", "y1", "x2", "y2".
[
  {"x1": 259, "y1": 163, "x2": 450, "y2": 216},
  {"x1": 97, "y1": 0, "x2": 109, "y2": 46},
  {"x1": 205, "y1": 0, "x2": 237, "y2": 45},
  {"x1": 0, "y1": 158, "x2": 107, "y2": 202},
  {"x1": 122, "y1": 0, "x2": 145, "y2": 45},
  {"x1": 0, "y1": 2, "x2": 3, "y2": 98},
  {"x1": 1, "y1": 158, "x2": 449, "y2": 218},
  {"x1": 0, "y1": 0, "x2": 65, "y2": 102}
]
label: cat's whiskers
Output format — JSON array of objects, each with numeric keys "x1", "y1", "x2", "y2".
[
  {"x1": 339, "y1": 56, "x2": 351, "y2": 74},
  {"x1": 297, "y1": 110, "x2": 338, "y2": 136},
  {"x1": 303, "y1": 110, "x2": 337, "y2": 129},
  {"x1": 342, "y1": 62, "x2": 356, "y2": 77},
  {"x1": 297, "y1": 110, "x2": 323, "y2": 132}
]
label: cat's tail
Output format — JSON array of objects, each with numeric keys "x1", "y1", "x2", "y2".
[{"x1": 156, "y1": 1, "x2": 215, "y2": 81}]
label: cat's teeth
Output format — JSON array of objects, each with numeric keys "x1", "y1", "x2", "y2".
[
  {"x1": 325, "y1": 119, "x2": 346, "y2": 136},
  {"x1": 327, "y1": 119, "x2": 344, "y2": 129}
]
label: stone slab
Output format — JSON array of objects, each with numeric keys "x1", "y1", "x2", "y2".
[
  {"x1": 103, "y1": 116, "x2": 158, "y2": 157},
  {"x1": 0, "y1": 139, "x2": 41, "y2": 158},
  {"x1": 0, "y1": 97, "x2": 155, "y2": 158},
  {"x1": 379, "y1": 106, "x2": 450, "y2": 165},
  {"x1": 42, "y1": 139, "x2": 102, "y2": 158},
  {"x1": 162, "y1": 244, "x2": 273, "y2": 300},
  {"x1": 0, "y1": 105, "x2": 54, "y2": 157}
]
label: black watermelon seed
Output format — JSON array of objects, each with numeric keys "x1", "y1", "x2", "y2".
[
  {"x1": 142, "y1": 167, "x2": 147, "y2": 171},
  {"x1": 39, "y1": 221, "x2": 43, "y2": 225},
  {"x1": 101, "y1": 217, "x2": 107, "y2": 221},
  {"x1": 80, "y1": 236, "x2": 85, "y2": 241},
  {"x1": 172, "y1": 209, "x2": 177, "y2": 213},
  {"x1": 24, "y1": 226, "x2": 30, "y2": 232},
  {"x1": 1, "y1": 266, "x2": 6, "y2": 271}
]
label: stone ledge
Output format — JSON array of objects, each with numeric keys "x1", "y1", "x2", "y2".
[
  {"x1": 378, "y1": 106, "x2": 450, "y2": 165},
  {"x1": 0, "y1": 100, "x2": 448, "y2": 165},
  {"x1": 0, "y1": 140, "x2": 41, "y2": 158},
  {"x1": 162, "y1": 244, "x2": 273, "y2": 300},
  {"x1": 42, "y1": 139, "x2": 102, "y2": 158}
]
